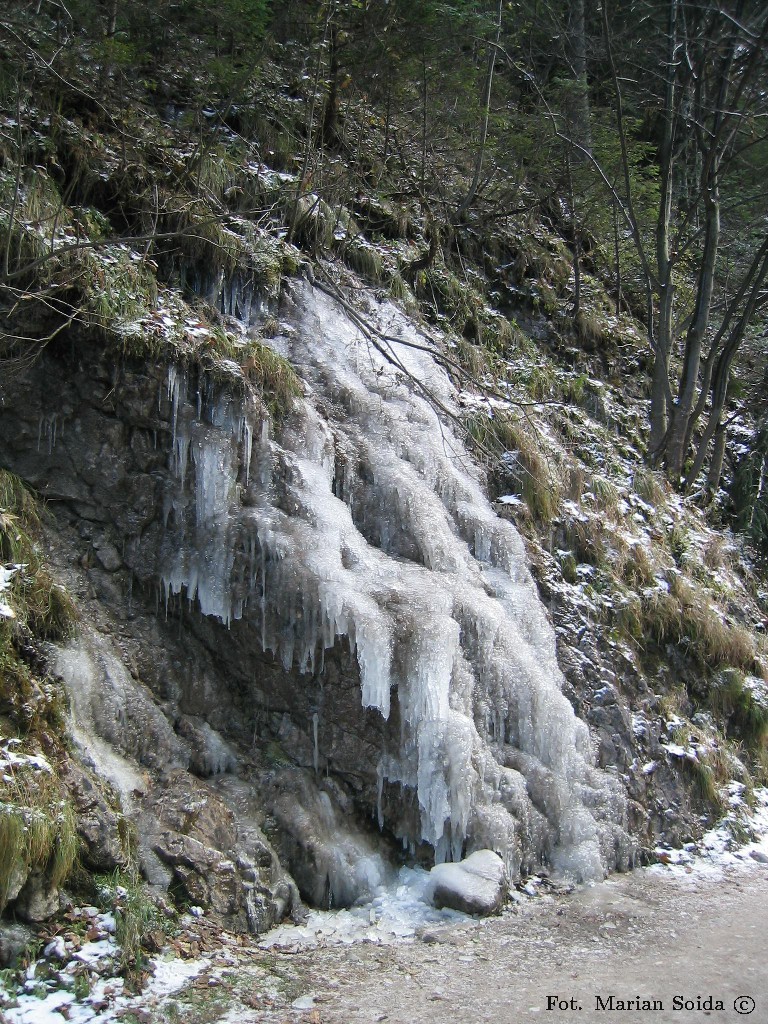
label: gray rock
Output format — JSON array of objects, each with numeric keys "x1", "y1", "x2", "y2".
[
  {"x1": 267, "y1": 768, "x2": 387, "y2": 909},
  {"x1": 13, "y1": 871, "x2": 59, "y2": 922},
  {"x1": 153, "y1": 833, "x2": 242, "y2": 924},
  {"x1": 3, "y1": 861, "x2": 29, "y2": 908},
  {"x1": 52, "y1": 629, "x2": 189, "y2": 775},
  {"x1": 176, "y1": 716, "x2": 237, "y2": 778},
  {"x1": 749, "y1": 849, "x2": 768, "y2": 864},
  {"x1": 291, "y1": 995, "x2": 316, "y2": 1011},
  {"x1": 95, "y1": 539, "x2": 122, "y2": 572},
  {"x1": 0, "y1": 923, "x2": 36, "y2": 967},
  {"x1": 59, "y1": 760, "x2": 128, "y2": 871},
  {"x1": 427, "y1": 850, "x2": 508, "y2": 916}
]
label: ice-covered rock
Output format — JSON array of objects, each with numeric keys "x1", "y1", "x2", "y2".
[
  {"x1": 0, "y1": 271, "x2": 635, "y2": 916},
  {"x1": 43, "y1": 936, "x2": 66, "y2": 960},
  {"x1": 176, "y1": 716, "x2": 238, "y2": 777},
  {"x1": 154, "y1": 279, "x2": 632, "y2": 889},
  {"x1": 268, "y1": 768, "x2": 390, "y2": 908},
  {"x1": 426, "y1": 850, "x2": 507, "y2": 916}
]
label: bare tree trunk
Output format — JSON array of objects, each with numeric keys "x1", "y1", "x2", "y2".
[
  {"x1": 705, "y1": 420, "x2": 727, "y2": 498},
  {"x1": 613, "y1": 200, "x2": 621, "y2": 315},
  {"x1": 664, "y1": 0, "x2": 744, "y2": 481},
  {"x1": 383, "y1": 76, "x2": 392, "y2": 165},
  {"x1": 321, "y1": 25, "x2": 341, "y2": 148},
  {"x1": 455, "y1": 0, "x2": 503, "y2": 220},
  {"x1": 684, "y1": 240, "x2": 768, "y2": 489},
  {"x1": 648, "y1": 0, "x2": 679, "y2": 462},
  {"x1": 287, "y1": 2, "x2": 334, "y2": 245},
  {"x1": 665, "y1": 180, "x2": 720, "y2": 482},
  {"x1": 649, "y1": 278, "x2": 674, "y2": 462},
  {"x1": 684, "y1": 233, "x2": 768, "y2": 463},
  {"x1": 3, "y1": 78, "x2": 24, "y2": 281},
  {"x1": 568, "y1": 0, "x2": 592, "y2": 156},
  {"x1": 420, "y1": 52, "x2": 428, "y2": 196},
  {"x1": 566, "y1": 150, "x2": 581, "y2": 321}
]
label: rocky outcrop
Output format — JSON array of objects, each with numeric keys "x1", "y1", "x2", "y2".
[
  {"x1": 522, "y1": 536, "x2": 716, "y2": 851},
  {"x1": 140, "y1": 769, "x2": 297, "y2": 932},
  {"x1": 12, "y1": 870, "x2": 60, "y2": 923},
  {"x1": 59, "y1": 759, "x2": 129, "y2": 872},
  {"x1": 0, "y1": 333, "x2": 305, "y2": 928},
  {"x1": 0, "y1": 280, "x2": 644, "y2": 924},
  {"x1": 267, "y1": 767, "x2": 390, "y2": 909}
]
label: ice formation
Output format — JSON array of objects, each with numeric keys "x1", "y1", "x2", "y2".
[{"x1": 160, "y1": 279, "x2": 631, "y2": 884}]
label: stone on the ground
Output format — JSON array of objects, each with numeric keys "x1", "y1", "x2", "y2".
[
  {"x1": 0, "y1": 923, "x2": 35, "y2": 967},
  {"x1": 13, "y1": 870, "x2": 59, "y2": 922},
  {"x1": 291, "y1": 995, "x2": 316, "y2": 1010},
  {"x1": 427, "y1": 850, "x2": 507, "y2": 916}
]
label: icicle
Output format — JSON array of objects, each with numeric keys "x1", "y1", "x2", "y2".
[
  {"x1": 312, "y1": 711, "x2": 319, "y2": 775},
  {"x1": 37, "y1": 414, "x2": 58, "y2": 454},
  {"x1": 167, "y1": 365, "x2": 182, "y2": 449},
  {"x1": 376, "y1": 761, "x2": 385, "y2": 830},
  {"x1": 242, "y1": 419, "x2": 253, "y2": 486}
]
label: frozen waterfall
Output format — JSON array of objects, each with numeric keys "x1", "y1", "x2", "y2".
[{"x1": 160, "y1": 278, "x2": 631, "y2": 885}]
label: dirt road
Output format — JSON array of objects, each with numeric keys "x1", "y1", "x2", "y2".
[{"x1": 269, "y1": 866, "x2": 768, "y2": 1024}]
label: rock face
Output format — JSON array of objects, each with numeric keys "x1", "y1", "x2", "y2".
[
  {"x1": 524, "y1": 539, "x2": 712, "y2": 850},
  {"x1": 427, "y1": 850, "x2": 508, "y2": 916},
  {"x1": 59, "y1": 759, "x2": 129, "y2": 872},
  {"x1": 0, "y1": 277, "x2": 640, "y2": 924}
]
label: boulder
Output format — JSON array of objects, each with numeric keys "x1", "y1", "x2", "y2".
[
  {"x1": 13, "y1": 870, "x2": 59, "y2": 922},
  {"x1": 0, "y1": 923, "x2": 36, "y2": 967},
  {"x1": 427, "y1": 849, "x2": 508, "y2": 916}
]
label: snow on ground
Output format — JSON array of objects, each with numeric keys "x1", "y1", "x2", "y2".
[
  {"x1": 650, "y1": 786, "x2": 768, "y2": 878},
  {"x1": 1, "y1": 910, "x2": 208, "y2": 1024},
  {"x1": 2, "y1": 950, "x2": 207, "y2": 1024},
  {"x1": 260, "y1": 867, "x2": 473, "y2": 950},
  {"x1": 0, "y1": 565, "x2": 20, "y2": 618}
]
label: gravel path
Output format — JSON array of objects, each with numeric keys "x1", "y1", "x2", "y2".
[{"x1": 257, "y1": 866, "x2": 768, "y2": 1024}]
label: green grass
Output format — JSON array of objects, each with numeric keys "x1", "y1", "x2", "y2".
[
  {"x1": 575, "y1": 308, "x2": 606, "y2": 346},
  {"x1": 233, "y1": 339, "x2": 302, "y2": 421},
  {"x1": 97, "y1": 869, "x2": 170, "y2": 986},
  {"x1": 340, "y1": 237, "x2": 385, "y2": 283},
  {"x1": 0, "y1": 469, "x2": 78, "y2": 642},
  {"x1": 0, "y1": 769, "x2": 80, "y2": 914},
  {"x1": 0, "y1": 168, "x2": 68, "y2": 276},
  {"x1": 0, "y1": 808, "x2": 26, "y2": 912},
  {"x1": 684, "y1": 757, "x2": 725, "y2": 811},
  {"x1": 632, "y1": 466, "x2": 667, "y2": 506},
  {"x1": 708, "y1": 670, "x2": 768, "y2": 753},
  {"x1": 465, "y1": 413, "x2": 562, "y2": 523},
  {"x1": 0, "y1": 470, "x2": 81, "y2": 911}
]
